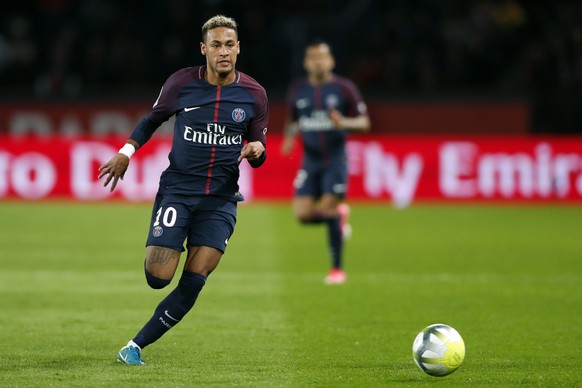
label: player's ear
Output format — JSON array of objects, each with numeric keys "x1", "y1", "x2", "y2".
[
  {"x1": 236, "y1": 41, "x2": 240, "y2": 54},
  {"x1": 200, "y1": 42, "x2": 206, "y2": 55}
]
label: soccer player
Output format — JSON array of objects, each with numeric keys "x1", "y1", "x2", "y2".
[
  {"x1": 98, "y1": 15, "x2": 268, "y2": 365},
  {"x1": 281, "y1": 40, "x2": 370, "y2": 285}
]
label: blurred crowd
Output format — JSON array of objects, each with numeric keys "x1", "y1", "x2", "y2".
[{"x1": 1, "y1": 0, "x2": 582, "y2": 133}]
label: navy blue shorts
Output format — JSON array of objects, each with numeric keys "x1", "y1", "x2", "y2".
[
  {"x1": 145, "y1": 194, "x2": 237, "y2": 253},
  {"x1": 293, "y1": 160, "x2": 348, "y2": 199}
]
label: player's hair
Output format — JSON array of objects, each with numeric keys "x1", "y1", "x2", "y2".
[
  {"x1": 305, "y1": 39, "x2": 333, "y2": 55},
  {"x1": 202, "y1": 15, "x2": 238, "y2": 42}
]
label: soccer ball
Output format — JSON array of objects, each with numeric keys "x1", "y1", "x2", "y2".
[{"x1": 412, "y1": 323, "x2": 465, "y2": 377}]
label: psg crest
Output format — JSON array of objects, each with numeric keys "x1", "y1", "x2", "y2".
[
  {"x1": 152, "y1": 226, "x2": 163, "y2": 237},
  {"x1": 232, "y1": 108, "x2": 246, "y2": 122}
]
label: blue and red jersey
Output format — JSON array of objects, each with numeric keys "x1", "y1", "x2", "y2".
[
  {"x1": 286, "y1": 74, "x2": 367, "y2": 163},
  {"x1": 135, "y1": 65, "x2": 268, "y2": 201}
]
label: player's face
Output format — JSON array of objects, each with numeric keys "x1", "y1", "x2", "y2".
[
  {"x1": 201, "y1": 27, "x2": 240, "y2": 77},
  {"x1": 304, "y1": 44, "x2": 335, "y2": 78}
]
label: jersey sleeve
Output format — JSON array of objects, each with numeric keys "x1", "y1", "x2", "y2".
[
  {"x1": 248, "y1": 86, "x2": 269, "y2": 146},
  {"x1": 341, "y1": 78, "x2": 368, "y2": 118},
  {"x1": 127, "y1": 80, "x2": 175, "y2": 145},
  {"x1": 146, "y1": 69, "x2": 189, "y2": 125},
  {"x1": 285, "y1": 79, "x2": 302, "y2": 122},
  {"x1": 129, "y1": 68, "x2": 192, "y2": 146}
]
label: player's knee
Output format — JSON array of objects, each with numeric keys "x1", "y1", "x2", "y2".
[
  {"x1": 144, "y1": 267, "x2": 172, "y2": 289},
  {"x1": 295, "y1": 209, "x2": 313, "y2": 223},
  {"x1": 297, "y1": 215, "x2": 312, "y2": 224}
]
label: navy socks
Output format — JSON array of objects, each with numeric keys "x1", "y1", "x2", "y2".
[
  {"x1": 326, "y1": 216, "x2": 343, "y2": 269},
  {"x1": 133, "y1": 271, "x2": 207, "y2": 349},
  {"x1": 301, "y1": 212, "x2": 343, "y2": 269}
]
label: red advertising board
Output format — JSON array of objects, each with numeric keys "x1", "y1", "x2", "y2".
[{"x1": 1, "y1": 135, "x2": 581, "y2": 206}]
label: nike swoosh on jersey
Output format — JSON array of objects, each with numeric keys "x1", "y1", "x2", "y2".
[{"x1": 184, "y1": 106, "x2": 201, "y2": 112}]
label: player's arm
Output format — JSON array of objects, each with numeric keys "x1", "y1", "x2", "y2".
[
  {"x1": 99, "y1": 74, "x2": 180, "y2": 191},
  {"x1": 239, "y1": 140, "x2": 266, "y2": 167},
  {"x1": 240, "y1": 121, "x2": 267, "y2": 168},
  {"x1": 240, "y1": 86, "x2": 269, "y2": 168},
  {"x1": 328, "y1": 108, "x2": 370, "y2": 132},
  {"x1": 281, "y1": 120, "x2": 299, "y2": 155},
  {"x1": 97, "y1": 118, "x2": 158, "y2": 192},
  {"x1": 281, "y1": 81, "x2": 301, "y2": 155},
  {"x1": 330, "y1": 79, "x2": 371, "y2": 132}
]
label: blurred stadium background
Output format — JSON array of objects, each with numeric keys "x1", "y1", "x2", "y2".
[
  {"x1": 1, "y1": 0, "x2": 582, "y2": 205},
  {"x1": 2, "y1": 0, "x2": 582, "y2": 132}
]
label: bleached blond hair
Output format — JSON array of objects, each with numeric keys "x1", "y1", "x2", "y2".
[{"x1": 202, "y1": 15, "x2": 238, "y2": 42}]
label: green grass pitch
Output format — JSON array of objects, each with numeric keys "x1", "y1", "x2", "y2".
[{"x1": 0, "y1": 201, "x2": 581, "y2": 387}]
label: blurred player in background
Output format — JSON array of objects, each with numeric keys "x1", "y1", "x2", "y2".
[
  {"x1": 98, "y1": 15, "x2": 268, "y2": 365},
  {"x1": 281, "y1": 40, "x2": 370, "y2": 285}
]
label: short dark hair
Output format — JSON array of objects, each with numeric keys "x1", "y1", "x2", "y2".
[
  {"x1": 306, "y1": 39, "x2": 333, "y2": 54},
  {"x1": 201, "y1": 15, "x2": 238, "y2": 42}
]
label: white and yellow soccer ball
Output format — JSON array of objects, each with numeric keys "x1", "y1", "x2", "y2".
[{"x1": 412, "y1": 323, "x2": 465, "y2": 377}]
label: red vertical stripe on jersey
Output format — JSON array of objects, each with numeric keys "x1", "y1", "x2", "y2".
[
  {"x1": 313, "y1": 85, "x2": 322, "y2": 110},
  {"x1": 313, "y1": 85, "x2": 329, "y2": 165},
  {"x1": 205, "y1": 86, "x2": 221, "y2": 194}
]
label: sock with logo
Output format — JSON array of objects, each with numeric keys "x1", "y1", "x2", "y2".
[
  {"x1": 326, "y1": 215, "x2": 343, "y2": 269},
  {"x1": 132, "y1": 271, "x2": 206, "y2": 349}
]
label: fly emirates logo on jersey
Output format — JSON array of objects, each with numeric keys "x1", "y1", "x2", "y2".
[
  {"x1": 183, "y1": 123, "x2": 243, "y2": 145},
  {"x1": 299, "y1": 111, "x2": 334, "y2": 132}
]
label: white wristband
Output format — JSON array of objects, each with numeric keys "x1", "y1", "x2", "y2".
[{"x1": 119, "y1": 143, "x2": 136, "y2": 159}]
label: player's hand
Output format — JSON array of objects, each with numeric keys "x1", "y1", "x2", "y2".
[
  {"x1": 281, "y1": 137, "x2": 294, "y2": 155},
  {"x1": 328, "y1": 108, "x2": 345, "y2": 129},
  {"x1": 98, "y1": 153, "x2": 130, "y2": 192},
  {"x1": 239, "y1": 141, "x2": 265, "y2": 161}
]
